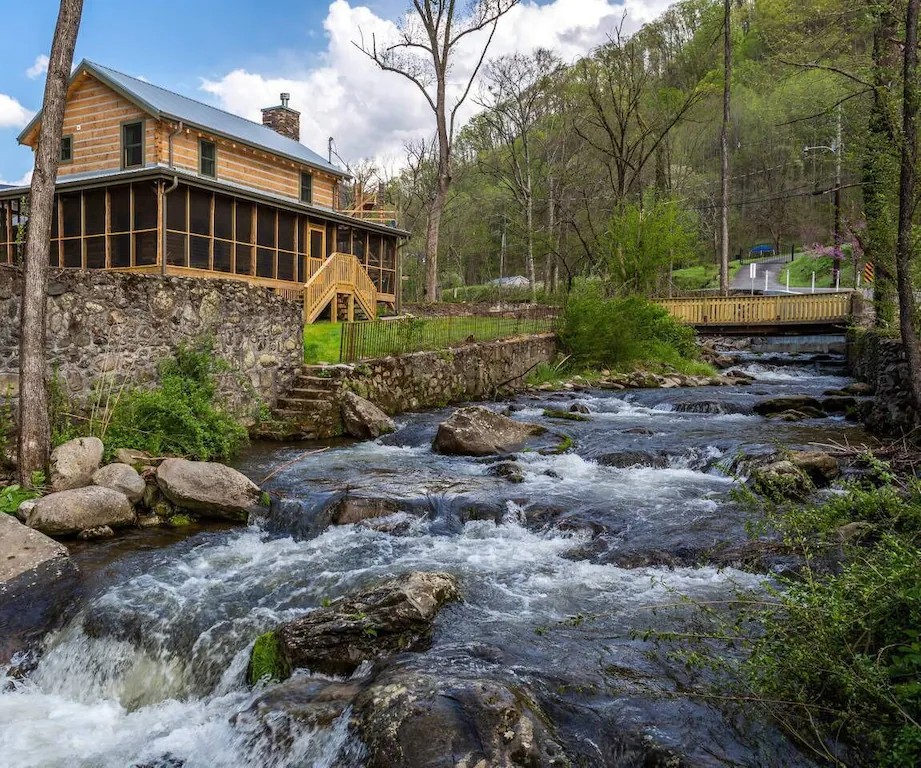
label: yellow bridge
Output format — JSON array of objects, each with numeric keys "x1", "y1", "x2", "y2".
[{"x1": 654, "y1": 292, "x2": 856, "y2": 331}]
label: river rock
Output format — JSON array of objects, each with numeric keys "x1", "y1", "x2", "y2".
[
  {"x1": 822, "y1": 396, "x2": 857, "y2": 414},
  {"x1": 49, "y1": 436, "x2": 104, "y2": 492},
  {"x1": 673, "y1": 400, "x2": 748, "y2": 415},
  {"x1": 248, "y1": 571, "x2": 460, "y2": 683},
  {"x1": 233, "y1": 678, "x2": 364, "y2": 738},
  {"x1": 748, "y1": 460, "x2": 813, "y2": 501},
  {"x1": 92, "y1": 463, "x2": 145, "y2": 503},
  {"x1": 597, "y1": 451, "x2": 668, "y2": 469},
  {"x1": 26, "y1": 486, "x2": 135, "y2": 536},
  {"x1": 789, "y1": 450, "x2": 839, "y2": 486},
  {"x1": 155, "y1": 458, "x2": 263, "y2": 522},
  {"x1": 327, "y1": 494, "x2": 401, "y2": 525},
  {"x1": 487, "y1": 460, "x2": 526, "y2": 483},
  {"x1": 433, "y1": 406, "x2": 544, "y2": 456},
  {"x1": 341, "y1": 391, "x2": 395, "y2": 440},
  {"x1": 352, "y1": 667, "x2": 568, "y2": 768},
  {"x1": 0, "y1": 514, "x2": 78, "y2": 662},
  {"x1": 753, "y1": 396, "x2": 823, "y2": 417},
  {"x1": 842, "y1": 382, "x2": 874, "y2": 396},
  {"x1": 115, "y1": 448, "x2": 157, "y2": 469}
]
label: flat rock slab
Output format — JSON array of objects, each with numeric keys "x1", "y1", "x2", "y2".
[
  {"x1": 26, "y1": 486, "x2": 135, "y2": 537},
  {"x1": 156, "y1": 458, "x2": 263, "y2": 522},
  {"x1": 0, "y1": 514, "x2": 78, "y2": 662},
  {"x1": 433, "y1": 406, "x2": 545, "y2": 456}
]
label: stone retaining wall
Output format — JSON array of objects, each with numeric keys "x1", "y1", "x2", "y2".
[
  {"x1": 847, "y1": 328, "x2": 916, "y2": 434},
  {"x1": 0, "y1": 266, "x2": 303, "y2": 422},
  {"x1": 287, "y1": 334, "x2": 559, "y2": 439}
]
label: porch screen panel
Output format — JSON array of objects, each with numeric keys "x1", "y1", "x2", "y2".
[
  {"x1": 336, "y1": 226, "x2": 351, "y2": 255},
  {"x1": 234, "y1": 201, "x2": 253, "y2": 275},
  {"x1": 213, "y1": 194, "x2": 233, "y2": 272},
  {"x1": 0, "y1": 202, "x2": 7, "y2": 264},
  {"x1": 277, "y1": 210, "x2": 295, "y2": 281},
  {"x1": 110, "y1": 185, "x2": 132, "y2": 268},
  {"x1": 256, "y1": 206, "x2": 276, "y2": 278},
  {"x1": 381, "y1": 237, "x2": 397, "y2": 295},
  {"x1": 166, "y1": 187, "x2": 188, "y2": 267},
  {"x1": 83, "y1": 190, "x2": 105, "y2": 269},
  {"x1": 61, "y1": 193, "x2": 81, "y2": 268},
  {"x1": 133, "y1": 182, "x2": 158, "y2": 266},
  {"x1": 189, "y1": 188, "x2": 211, "y2": 270}
]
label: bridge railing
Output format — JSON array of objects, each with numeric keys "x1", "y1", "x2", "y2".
[{"x1": 654, "y1": 292, "x2": 854, "y2": 327}]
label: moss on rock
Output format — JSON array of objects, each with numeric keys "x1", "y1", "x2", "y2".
[{"x1": 247, "y1": 630, "x2": 290, "y2": 686}]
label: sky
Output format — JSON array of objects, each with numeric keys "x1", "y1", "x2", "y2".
[{"x1": 0, "y1": 0, "x2": 675, "y2": 186}]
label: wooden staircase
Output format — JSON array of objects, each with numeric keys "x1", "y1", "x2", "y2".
[{"x1": 303, "y1": 252, "x2": 377, "y2": 324}]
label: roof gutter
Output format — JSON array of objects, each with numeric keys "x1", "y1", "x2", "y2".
[{"x1": 167, "y1": 120, "x2": 183, "y2": 169}]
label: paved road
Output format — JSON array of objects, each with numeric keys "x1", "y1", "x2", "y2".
[{"x1": 731, "y1": 257, "x2": 845, "y2": 294}]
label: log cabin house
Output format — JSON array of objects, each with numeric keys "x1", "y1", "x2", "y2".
[{"x1": 0, "y1": 60, "x2": 407, "y2": 321}]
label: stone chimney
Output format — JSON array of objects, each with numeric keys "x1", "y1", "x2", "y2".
[{"x1": 261, "y1": 93, "x2": 300, "y2": 142}]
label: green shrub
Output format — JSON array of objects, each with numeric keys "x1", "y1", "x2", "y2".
[
  {"x1": 747, "y1": 533, "x2": 921, "y2": 766},
  {"x1": 558, "y1": 285, "x2": 702, "y2": 373},
  {"x1": 0, "y1": 483, "x2": 40, "y2": 515},
  {"x1": 101, "y1": 341, "x2": 247, "y2": 462}
]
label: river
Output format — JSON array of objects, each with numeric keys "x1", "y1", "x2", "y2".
[{"x1": 0, "y1": 351, "x2": 869, "y2": 767}]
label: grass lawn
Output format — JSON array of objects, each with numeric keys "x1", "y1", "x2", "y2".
[
  {"x1": 303, "y1": 323, "x2": 342, "y2": 364},
  {"x1": 781, "y1": 254, "x2": 858, "y2": 289},
  {"x1": 671, "y1": 262, "x2": 741, "y2": 291}
]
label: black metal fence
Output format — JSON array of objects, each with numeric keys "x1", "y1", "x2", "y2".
[{"x1": 339, "y1": 311, "x2": 557, "y2": 362}]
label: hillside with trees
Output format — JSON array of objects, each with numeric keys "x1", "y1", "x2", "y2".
[{"x1": 381, "y1": 0, "x2": 888, "y2": 303}]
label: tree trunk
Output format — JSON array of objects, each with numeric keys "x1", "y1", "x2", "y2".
[
  {"x1": 896, "y1": 0, "x2": 921, "y2": 414},
  {"x1": 18, "y1": 0, "x2": 83, "y2": 486},
  {"x1": 718, "y1": 0, "x2": 732, "y2": 296}
]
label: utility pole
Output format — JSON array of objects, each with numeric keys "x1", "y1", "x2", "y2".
[
  {"x1": 833, "y1": 104, "x2": 842, "y2": 286},
  {"x1": 803, "y1": 103, "x2": 843, "y2": 287}
]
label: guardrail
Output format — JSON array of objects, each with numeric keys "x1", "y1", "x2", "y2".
[{"x1": 654, "y1": 292, "x2": 854, "y2": 326}]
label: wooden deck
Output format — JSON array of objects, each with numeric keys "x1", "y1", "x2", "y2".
[{"x1": 654, "y1": 293, "x2": 855, "y2": 330}]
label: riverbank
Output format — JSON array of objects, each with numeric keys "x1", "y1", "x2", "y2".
[{"x1": 0, "y1": 347, "x2": 877, "y2": 767}]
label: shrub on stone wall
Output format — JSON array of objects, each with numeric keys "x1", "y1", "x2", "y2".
[{"x1": 100, "y1": 340, "x2": 248, "y2": 462}]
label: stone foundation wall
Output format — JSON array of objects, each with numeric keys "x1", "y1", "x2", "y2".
[
  {"x1": 847, "y1": 328, "x2": 916, "y2": 434},
  {"x1": 287, "y1": 334, "x2": 559, "y2": 439},
  {"x1": 0, "y1": 266, "x2": 303, "y2": 423}
]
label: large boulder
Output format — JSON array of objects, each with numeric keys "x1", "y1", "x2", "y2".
[
  {"x1": 753, "y1": 396, "x2": 823, "y2": 417},
  {"x1": 748, "y1": 460, "x2": 813, "y2": 502},
  {"x1": 156, "y1": 458, "x2": 263, "y2": 522},
  {"x1": 433, "y1": 406, "x2": 545, "y2": 457},
  {"x1": 352, "y1": 668, "x2": 568, "y2": 768},
  {"x1": 341, "y1": 392, "x2": 396, "y2": 440},
  {"x1": 25, "y1": 486, "x2": 135, "y2": 537},
  {"x1": 248, "y1": 571, "x2": 460, "y2": 683},
  {"x1": 92, "y1": 463, "x2": 146, "y2": 504},
  {"x1": 49, "y1": 436, "x2": 104, "y2": 492},
  {"x1": 0, "y1": 514, "x2": 78, "y2": 662},
  {"x1": 789, "y1": 450, "x2": 840, "y2": 486}
]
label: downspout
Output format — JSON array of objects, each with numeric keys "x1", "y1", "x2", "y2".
[{"x1": 161, "y1": 120, "x2": 183, "y2": 275}]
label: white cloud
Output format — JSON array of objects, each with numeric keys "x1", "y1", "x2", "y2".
[
  {"x1": 200, "y1": 0, "x2": 675, "y2": 168},
  {"x1": 26, "y1": 54, "x2": 49, "y2": 80},
  {"x1": 0, "y1": 169, "x2": 32, "y2": 187},
  {"x1": 0, "y1": 93, "x2": 33, "y2": 129}
]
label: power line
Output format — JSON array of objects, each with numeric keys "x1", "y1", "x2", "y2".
[{"x1": 687, "y1": 181, "x2": 860, "y2": 211}]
